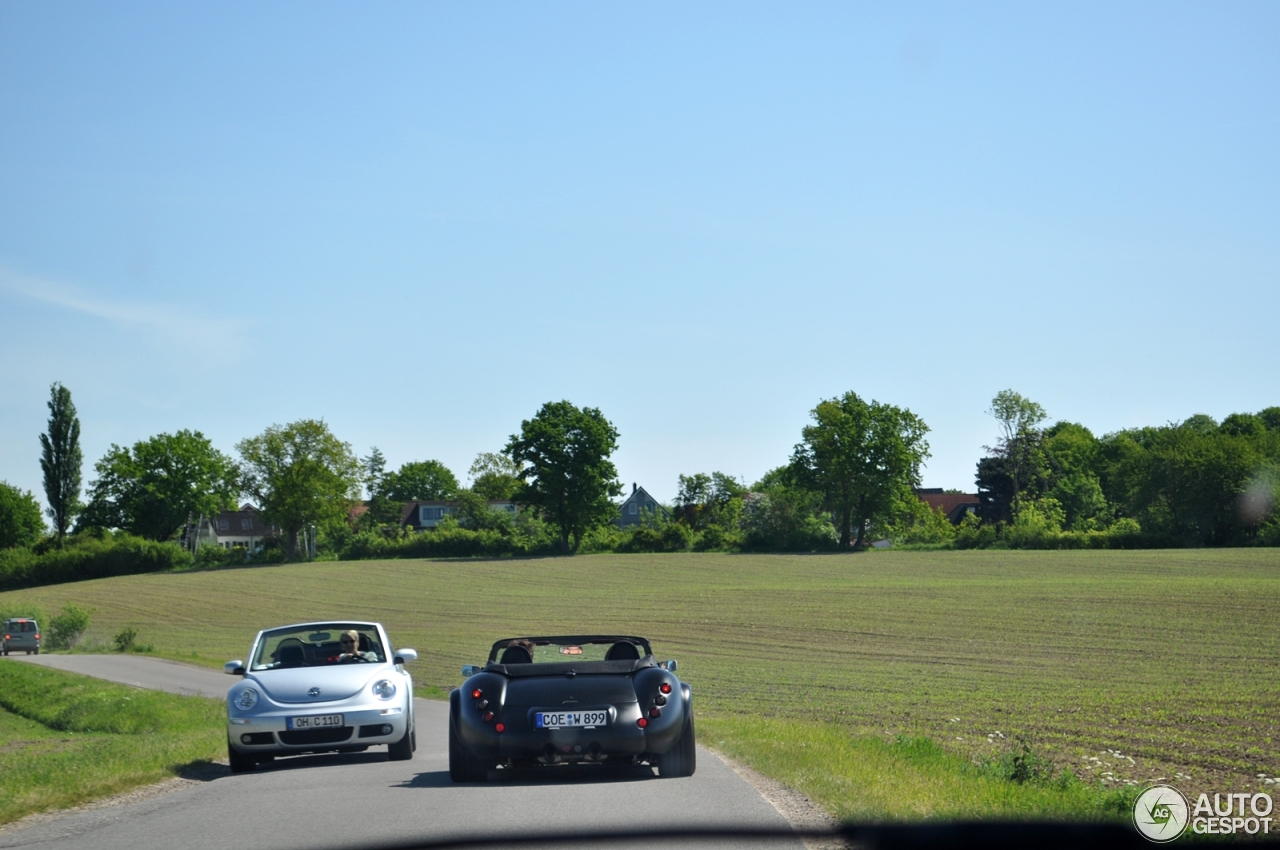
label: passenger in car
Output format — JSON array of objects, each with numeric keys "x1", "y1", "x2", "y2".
[{"x1": 499, "y1": 639, "x2": 535, "y2": 664}]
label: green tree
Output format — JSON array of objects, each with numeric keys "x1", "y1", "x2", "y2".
[
  {"x1": 237, "y1": 420, "x2": 363, "y2": 559},
  {"x1": 674, "y1": 472, "x2": 745, "y2": 531},
  {"x1": 468, "y1": 452, "x2": 522, "y2": 500},
  {"x1": 789, "y1": 391, "x2": 931, "y2": 548},
  {"x1": 1041, "y1": 422, "x2": 1109, "y2": 530},
  {"x1": 382, "y1": 460, "x2": 458, "y2": 502},
  {"x1": 357, "y1": 447, "x2": 402, "y2": 527},
  {"x1": 987, "y1": 390, "x2": 1048, "y2": 519},
  {"x1": 39, "y1": 382, "x2": 83, "y2": 542},
  {"x1": 504, "y1": 401, "x2": 622, "y2": 553},
  {"x1": 0, "y1": 482, "x2": 45, "y2": 549},
  {"x1": 80, "y1": 430, "x2": 240, "y2": 541}
]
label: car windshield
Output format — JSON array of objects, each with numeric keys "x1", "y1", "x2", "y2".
[{"x1": 250, "y1": 624, "x2": 385, "y2": 670}]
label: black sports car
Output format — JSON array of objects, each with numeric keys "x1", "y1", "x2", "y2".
[{"x1": 449, "y1": 635, "x2": 695, "y2": 781}]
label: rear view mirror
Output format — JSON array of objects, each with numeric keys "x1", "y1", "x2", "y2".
[
  {"x1": 224, "y1": 660, "x2": 245, "y2": 676},
  {"x1": 394, "y1": 648, "x2": 418, "y2": 664},
  {"x1": 462, "y1": 664, "x2": 481, "y2": 678},
  {"x1": 661, "y1": 659, "x2": 678, "y2": 672}
]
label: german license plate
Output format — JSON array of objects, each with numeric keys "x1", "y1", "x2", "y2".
[
  {"x1": 288, "y1": 714, "x2": 344, "y2": 730},
  {"x1": 536, "y1": 710, "x2": 608, "y2": 729}
]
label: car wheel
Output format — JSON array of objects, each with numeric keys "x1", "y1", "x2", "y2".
[
  {"x1": 658, "y1": 713, "x2": 696, "y2": 778},
  {"x1": 228, "y1": 739, "x2": 257, "y2": 774},
  {"x1": 33, "y1": 648, "x2": 38, "y2": 655},
  {"x1": 388, "y1": 723, "x2": 414, "y2": 761},
  {"x1": 448, "y1": 717, "x2": 488, "y2": 782}
]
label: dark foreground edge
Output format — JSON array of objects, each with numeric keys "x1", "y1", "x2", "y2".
[{"x1": 342, "y1": 823, "x2": 1280, "y2": 850}]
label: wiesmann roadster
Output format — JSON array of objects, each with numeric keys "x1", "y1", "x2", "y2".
[
  {"x1": 450, "y1": 635, "x2": 695, "y2": 781},
  {"x1": 224, "y1": 621, "x2": 418, "y2": 772}
]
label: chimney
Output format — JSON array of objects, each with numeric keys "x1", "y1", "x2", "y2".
[{"x1": 632, "y1": 483, "x2": 637, "y2": 493}]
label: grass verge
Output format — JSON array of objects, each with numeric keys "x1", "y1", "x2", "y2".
[
  {"x1": 0, "y1": 661, "x2": 224, "y2": 826},
  {"x1": 701, "y1": 715, "x2": 1138, "y2": 822}
]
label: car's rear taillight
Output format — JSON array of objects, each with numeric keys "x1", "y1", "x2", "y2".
[
  {"x1": 660, "y1": 682, "x2": 672, "y2": 694},
  {"x1": 482, "y1": 711, "x2": 494, "y2": 723},
  {"x1": 636, "y1": 717, "x2": 648, "y2": 728},
  {"x1": 33, "y1": 634, "x2": 39, "y2": 640},
  {"x1": 649, "y1": 707, "x2": 662, "y2": 718},
  {"x1": 494, "y1": 723, "x2": 505, "y2": 733},
  {"x1": 471, "y1": 688, "x2": 483, "y2": 699}
]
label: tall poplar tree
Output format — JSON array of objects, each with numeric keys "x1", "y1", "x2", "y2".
[{"x1": 39, "y1": 382, "x2": 83, "y2": 543}]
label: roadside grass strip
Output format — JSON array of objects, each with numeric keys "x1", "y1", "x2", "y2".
[
  {"x1": 0, "y1": 661, "x2": 224, "y2": 826},
  {"x1": 702, "y1": 716, "x2": 1138, "y2": 822}
]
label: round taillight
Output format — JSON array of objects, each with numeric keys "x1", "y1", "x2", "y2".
[
  {"x1": 649, "y1": 707, "x2": 662, "y2": 718},
  {"x1": 482, "y1": 711, "x2": 494, "y2": 722},
  {"x1": 637, "y1": 717, "x2": 648, "y2": 728},
  {"x1": 476, "y1": 699, "x2": 489, "y2": 710},
  {"x1": 495, "y1": 723, "x2": 505, "y2": 733},
  {"x1": 660, "y1": 682, "x2": 672, "y2": 694},
  {"x1": 471, "y1": 688, "x2": 483, "y2": 699}
]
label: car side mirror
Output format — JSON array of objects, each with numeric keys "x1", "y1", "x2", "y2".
[
  {"x1": 462, "y1": 664, "x2": 481, "y2": 677},
  {"x1": 394, "y1": 648, "x2": 418, "y2": 665},
  {"x1": 224, "y1": 660, "x2": 245, "y2": 676},
  {"x1": 661, "y1": 659, "x2": 678, "y2": 672}
]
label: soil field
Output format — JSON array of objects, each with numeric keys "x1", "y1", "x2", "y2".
[{"x1": 2, "y1": 548, "x2": 1276, "y2": 800}]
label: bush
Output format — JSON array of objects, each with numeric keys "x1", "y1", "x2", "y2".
[
  {"x1": 47, "y1": 603, "x2": 93, "y2": 650},
  {"x1": 112, "y1": 626, "x2": 138, "y2": 652},
  {"x1": 617, "y1": 519, "x2": 693, "y2": 553},
  {"x1": 0, "y1": 533, "x2": 192, "y2": 591},
  {"x1": 692, "y1": 524, "x2": 743, "y2": 552}
]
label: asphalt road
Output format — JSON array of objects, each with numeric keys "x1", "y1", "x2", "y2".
[{"x1": 0, "y1": 655, "x2": 806, "y2": 850}]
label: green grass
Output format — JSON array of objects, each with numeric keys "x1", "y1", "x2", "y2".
[
  {"x1": 0, "y1": 662, "x2": 225, "y2": 825},
  {"x1": 702, "y1": 716, "x2": 1138, "y2": 821},
  {"x1": 2, "y1": 548, "x2": 1277, "y2": 820}
]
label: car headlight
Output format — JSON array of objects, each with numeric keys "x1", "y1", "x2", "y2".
[
  {"x1": 234, "y1": 687, "x2": 259, "y2": 710},
  {"x1": 372, "y1": 679, "x2": 396, "y2": 701}
]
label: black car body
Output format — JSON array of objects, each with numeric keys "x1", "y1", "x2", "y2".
[{"x1": 450, "y1": 635, "x2": 695, "y2": 781}]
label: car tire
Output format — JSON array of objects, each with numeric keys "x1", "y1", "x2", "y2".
[
  {"x1": 448, "y1": 717, "x2": 488, "y2": 782},
  {"x1": 658, "y1": 713, "x2": 696, "y2": 778},
  {"x1": 33, "y1": 648, "x2": 38, "y2": 655},
  {"x1": 388, "y1": 723, "x2": 414, "y2": 761},
  {"x1": 228, "y1": 739, "x2": 257, "y2": 774}
]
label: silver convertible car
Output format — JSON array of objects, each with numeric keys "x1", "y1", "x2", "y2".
[{"x1": 223, "y1": 621, "x2": 418, "y2": 772}]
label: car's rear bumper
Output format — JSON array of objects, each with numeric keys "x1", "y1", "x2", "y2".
[{"x1": 458, "y1": 702, "x2": 686, "y2": 764}]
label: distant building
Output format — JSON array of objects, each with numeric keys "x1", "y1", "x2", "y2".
[
  {"x1": 617, "y1": 484, "x2": 670, "y2": 527},
  {"x1": 400, "y1": 499, "x2": 517, "y2": 532},
  {"x1": 185, "y1": 504, "x2": 278, "y2": 552},
  {"x1": 914, "y1": 488, "x2": 980, "y2": 525}
]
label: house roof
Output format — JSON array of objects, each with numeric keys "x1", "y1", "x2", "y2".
[{"x1": 914, "y1": 489, "x2": 980, "y2": 523}]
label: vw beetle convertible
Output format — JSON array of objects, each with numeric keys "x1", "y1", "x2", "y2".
[
  {"x1": 450, "y1": 635, "x2": 694, "y2": 781},
  {"x1": 224, "y1": 621, "x2": 417, "y2": 772}
]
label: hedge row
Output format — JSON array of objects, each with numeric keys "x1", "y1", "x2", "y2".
[{"x1": 0, "y1": 535, "x2": 192, "y2": 591}]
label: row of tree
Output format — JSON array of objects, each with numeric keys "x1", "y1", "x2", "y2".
[
  {"x1": 975, "y1": 391, "x2": 1280, "y2": 546},
  {"x1": 1, "y1": 387, "x2": 627, "y2": 559},
  {"x1": 2, "y1": 383, "x2": 1277, "y2": 571}
]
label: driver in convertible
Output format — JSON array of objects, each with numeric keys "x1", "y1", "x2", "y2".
[{"x1": 337, "y1": 629, "x2": 377, "y2": 663}]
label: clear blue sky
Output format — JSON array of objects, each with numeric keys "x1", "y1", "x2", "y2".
[{"x1": 2, "y1": 2, "x2": 1277, "y2": 510}]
